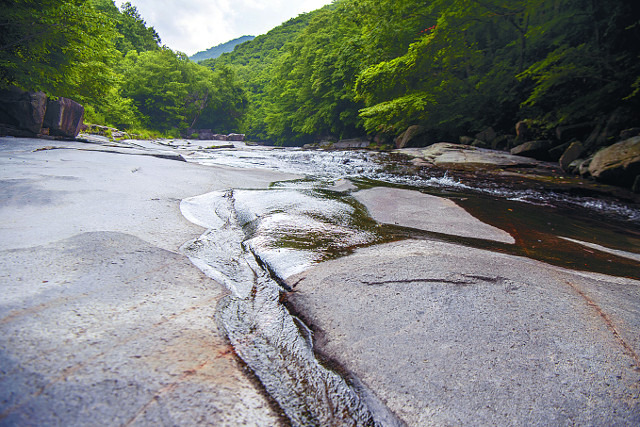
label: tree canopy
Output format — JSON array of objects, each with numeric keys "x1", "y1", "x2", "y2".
[
  {"x1": 1, "y1": 0, "x2": 245, "y2": 135},
  {"x1": 3, "y1": 0, "x2": 638, "y2": 142},
  {"x1": 204, "y1": 0, "x2": 640, "y2": 145}
]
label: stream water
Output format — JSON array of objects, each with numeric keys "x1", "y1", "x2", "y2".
[{"x1": 172, "y1": 141, "x2": 639, "y2": 425}]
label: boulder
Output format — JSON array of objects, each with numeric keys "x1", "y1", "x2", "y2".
[
  {"x1": 474, "y1": 127, "x2": 496, "y2": 145},
  {"x1": 515, "y1": 120, "x2": 536, "y2": 142},
  {"x1": 0, "y1": 87, "x2": 47, "y2": 135},
  {"x1": 620, "y1": 128, "x2": 640, "y2": 140},
  {"x1": 578, "y1": 158, "x2": 592, "y2": 177},
  {"x1": 510, "y1": 140, "x2": 554, "y2": 160},
  {"x1": 212, "y1": 134, "x2": 228, "y2": 141},
  {"x1": 470, "y1": 139, "x2": 488, "y2": 148},
  {"x1": 459, "y1": 136, "x2": 474, "y2": 145},
  {"x1": 555, "y1": 122, "x2": 591, "y2": 142},
  {"x1": 372, "y1": 133, "x2": 391, "y2": 146},
  {"x1": 43, "y1": 97, "x2": 84, "y2": 138},
  {"x1": 584, "y1": 109, "x2": 629, "y2": 151},
  {"x1": 566, "y1": 158, "x2": 584, "y2": 175},
  {"x1": 227, "y1": 133, "x2": 245, "y2": 141},
  {"x1": 588, "y1": 136, "x2": 640, "y2": 187},
  {"x1": 548, "y1": 142, "x2": 571, "y2": 161},
  {"x1": 491, "y1": 134, "x2": 515, "y2": 151},
  {"x1": 559, "y1": 141, "x2": 584, "y2": 171},
  {"x1": 333, "y1": 138, "x2": 370, "y2": 149},
  {"x1": 400, "y1": 142, "x2": 540, "y2": 168},
  {"x1": 198, "y1": 130, "x2": 214, "y2": 140},
  {"x1": 395, "y1": 125, "x2": 426, "y2": 149}
]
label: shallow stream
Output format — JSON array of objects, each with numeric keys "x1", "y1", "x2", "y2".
[{"x1": 175, "y1": 142, "x2": 639, "y2": 425}]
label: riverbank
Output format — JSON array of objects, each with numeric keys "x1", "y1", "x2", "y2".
[{"x1": 0, "y1": 137, "x2": 299, "y2": 425}]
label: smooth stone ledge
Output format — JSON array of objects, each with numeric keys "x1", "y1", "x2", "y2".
[
  {"x1": 353, "y1": 187, "x2": 515, "y2": 244},
  {"x1": 399, "y1": 142, "x2": 541, "y2": 168},
  {"x1": 286, "y1": 239, "x2": 640, "y2": 426}
]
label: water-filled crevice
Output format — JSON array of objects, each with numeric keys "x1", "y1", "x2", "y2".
[{"x1": 181, "y1": 188, "x2": 401, "y2": 426}]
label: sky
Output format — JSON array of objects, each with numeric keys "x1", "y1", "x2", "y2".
[{"x1": 114, "y1": 0, "x2": 334, "y2": 56}]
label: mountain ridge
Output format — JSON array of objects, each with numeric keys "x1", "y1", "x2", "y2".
[{"x1": 190, "y1": 35, "x2": 255, "y2": 62}]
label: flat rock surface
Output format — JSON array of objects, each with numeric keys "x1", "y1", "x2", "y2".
[
  {"x1": 0, "y1": 137, "x2": 299, "y2": 425},
  {"x1": 353, "y1": 187, "x2": 515, "y2": 244},
  {"x1": 399, "y1": 143, "x2": 541, "y2": 167},
  {"x1": 287, "y1": 239, "x2": 640, "y2": 426}
]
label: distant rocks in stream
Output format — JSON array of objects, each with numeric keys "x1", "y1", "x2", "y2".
[
  {"x1": 588, "y1": 137, "x2": 640, "y2": 190},
  {"x1": 184, "y1": 128, "x2": 245, "y2": 141},
  {"x1": 392, "y1": 114, "x2": 640, "y2": 191},
  {"x1": 0, "y1": 87, "x2": 84, "y2": 139}
]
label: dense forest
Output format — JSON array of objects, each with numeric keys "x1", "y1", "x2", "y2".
[
  {"x1": 204, "y1": 0, "x2": 640, "y2": 147},
  {"x1": 1, "y1": 0, "x2": 639, "y2": 147},
  {"x1": 0, "y1": 0, "x2": 246, "y2": 136}
]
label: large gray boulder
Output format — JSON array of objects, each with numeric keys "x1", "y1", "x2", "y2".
[
  {"x1": 43, "y1": 97, "x2": 84, "y2": 138},
  {"x1": 474, "y1": 126, "x2": 496, "y2": 145},
  {"x1": 588, "y1": 136, "x2": 640, "y2": 187},
  {"x1": 334, "y1": 138, "x2": 370, "y2": 149},
  {"x1": 559, "y1": 141, "x2": 584, "y2": 171},
  {"x1": 399, "y1": 142, "x2": 540, "y2": 168},
  {"x1": 514, "y1": 120, "x2": 537, "y2": 142},
  {"x1": 227, "y1": 133, "x2": 245, "y2": 141},
  {"x1": 510, "y1": 140, "x2": 554, "y2": 160},
  {"x1": 0, "y1": 87, "x2": 47, "y2": 135}
]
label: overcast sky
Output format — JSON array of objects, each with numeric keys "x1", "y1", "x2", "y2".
[{"x1": 114, "y1": 0, "x2": 334, "y2": 56}]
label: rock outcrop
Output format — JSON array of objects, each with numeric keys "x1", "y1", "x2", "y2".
[
  {"x1": 588, "y1": 136, "x2": 640, "y2": 187},
  {"x1": 0, "y1": 87, "x2": 48, "y2": 136},
  {"x1": 510, "y1": 140, "x2": 554, "y2": 160},
  {"x1": 559, "y1": 141, "x2": 584, "y2": 171},
  {"x1": 0, "y1": 87, "x2": 84, "y2": 139},
  {"x1": 227, "y1": 133, "x2": 245, "y2": 142},
  {"x1": 333, "y1": 138, "x2": 370, "y2": 149},
  {"x1": 400, "y1": 142, "x2": 540, "y2": 168},
  {"x1": 43, "y1": 97, "x2": 84, "y2": 138}
]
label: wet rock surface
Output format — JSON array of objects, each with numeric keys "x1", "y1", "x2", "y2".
[
  {"x1": 353, "y1": 187, "x2": 514, "y2": 244},
  {"x1": 0, "y1": 137, "x2": 300, "y2": 425},
  {"x1": 286, "y1": 239, "x2": 640, "y2": 425},
  {"x1": 1, "y1": 135, "x2": 639, "y2": 425}
]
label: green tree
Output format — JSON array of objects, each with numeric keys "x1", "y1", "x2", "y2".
[
  {"x1": 0, "y1": 0, "x2": 120, "y2": 103},
  {"x1": 119, "y1": 48, "x2": 246, "y2": 132}
]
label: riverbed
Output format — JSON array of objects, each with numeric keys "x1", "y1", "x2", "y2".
[
  {"x1": 171, "y1": 139, "x2": 639, "y2": 424},
  {"x1": 1, "y1": 136, "x2": 638, "y2": 425}
]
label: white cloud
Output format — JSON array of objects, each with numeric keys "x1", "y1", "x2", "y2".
[{"x1": 115, "y1": 0, "x2": 333, "y2": 55}]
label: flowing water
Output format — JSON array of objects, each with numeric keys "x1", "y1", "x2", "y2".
[{"x1": 173, "y1": 141, "x2": 639, "y2": 425}]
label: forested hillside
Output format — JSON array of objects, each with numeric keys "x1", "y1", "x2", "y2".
[
  {"x1": 190, "y1": 36, "x2": 256, "y2": 63},
  {"x1": 3, "y1": 0, "x2": 638, "y2": 146},
  {"x1": 205, "y1": 0, "x2": 640, "y2": 147},
  {"x1": 0, "y1": 0, "x2": 246, "y2": 135}
]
